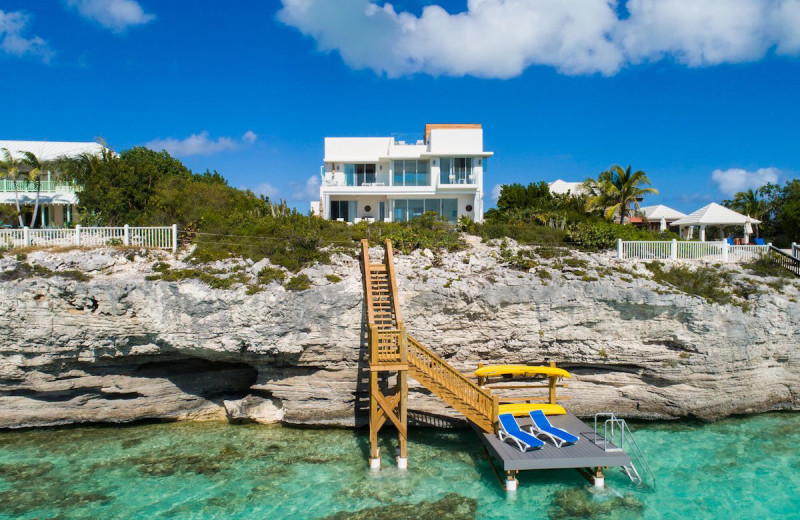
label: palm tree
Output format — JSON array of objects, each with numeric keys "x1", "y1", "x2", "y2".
[
  {"x1": 0, "y1": 148, "x2": 25, "y2": 227},
  {"x1": 584, "y1": 165, "x2": 658, "y2": 224},
  {"x1": 729, "y1": 188, "x2": 768, "y2": 238},
  {"x1": 18, "y1": 151, "x2": 53, "y2": 228}
]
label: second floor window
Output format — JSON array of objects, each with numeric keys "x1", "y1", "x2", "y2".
[
  {"x1": 344, "y1": 164, "x2": 377, "y2": 186},
  {"x1": 393, "y1": 160, "x2": 430, "y2": 187},
  {"x1": 440, "y1": 157, "x2": 473, "y2": 184}
]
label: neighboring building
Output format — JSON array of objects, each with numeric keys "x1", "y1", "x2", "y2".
[
  {"x1": 313, "y1": 124, "x2": 492, "y2": 223},
  {"x1": 0, "y1": 140, "x2": 104, "y2": 228},
  {"x1": 547, "y1": 179, "x2": 586, "y2": 196},
  {"x1": 636, "y1": 204, "x2": 687, "y2": 231}
]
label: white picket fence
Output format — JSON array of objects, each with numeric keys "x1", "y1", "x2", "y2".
[
  {"x1": 0, "y1": 225, "x2": 177, "y2": 252},
  {"x1": 792, "y1": 242, "x2": 799, "y2": 259},
  {"x1": 617, "y1": 239, "x2": 769, "y2": 263}
]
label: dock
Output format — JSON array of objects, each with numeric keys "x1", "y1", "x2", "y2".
[
  {"x1": 477, "y1": 412, "x2": 631, "y2": 471},
  {"x1": 360, "y1": 239, "x2": 649, "y2": 491}
]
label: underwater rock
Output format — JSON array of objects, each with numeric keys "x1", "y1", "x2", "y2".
[
  {"x1": 320, "y1": 492, "x2": 477, "y2": 520},
  {"x1": 549, "y1": 487, "x2": 645, "y2": 519}
]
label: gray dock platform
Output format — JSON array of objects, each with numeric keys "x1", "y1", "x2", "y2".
[{"x1": 477, "y1": 412, "x2": 632, "y2": 471}]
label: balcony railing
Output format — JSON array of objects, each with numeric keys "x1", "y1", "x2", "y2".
[{"x1": 1, "y1": 180, "x2": 78, "y2": 193}]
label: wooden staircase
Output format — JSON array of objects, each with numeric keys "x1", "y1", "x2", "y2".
[{"x1": 361, "y1": 239, "x2": 497, "y2": 464}]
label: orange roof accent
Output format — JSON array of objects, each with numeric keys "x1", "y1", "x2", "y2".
[{"x1": 424, "y1": 123, "x2": 482, "y2": 143}]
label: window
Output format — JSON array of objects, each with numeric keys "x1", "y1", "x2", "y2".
[
  {"x1": 391, "y1": 198, "x2": 458, "y2": 223},
  {"x1": 439, "y1": 157, "x2": 473, "y2": 184},
  {"x1": 330, "y1": 200, "x2": 357, "y2": 222},
  {"x1": 392, "y1": 160, "x2": 430, "y2": 186},
  {"x1": 344, "y1": 164, "x2": 376, "y2": 186}
]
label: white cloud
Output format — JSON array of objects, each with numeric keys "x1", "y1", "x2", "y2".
[
  {"x1": 66, "y1": 0, "x2": 155, "y2": 33},
  {"x1": 253, "y1": 183, "x2": 279, "y2": 200},
  {"x1": 490, "y1": 183, "x2": 502, "y2": 202},
  {"x1": 242, "y1": 130, "x2": 258, "y2": 144},
  {"x1": 292, "y1": 175, "x2": 321, "y2": 200},
  {"x1": 711, "y1": 167, "x2": 781, "y2": 197},
  {"x1": 146, "y1": 130, "x2": 257, "y2": 157},
  {"x1": 278, "y1": 0, "x2": 800, "y2": 78},
  {"x1": 0, "y1": 10, "x2": 53, "y2": 62}
]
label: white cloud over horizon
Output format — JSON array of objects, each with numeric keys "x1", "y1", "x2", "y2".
[
  {"x1": 292, "y1": 175, "x2": 321, "y2": 201},
  {"x1": 0, "y1": 10, "x2": 53, "y2": 62},
  {"x1": 67, "y1": 0, "x2": 155, "y2": 33},
  {"x1": 253, "y1": 182, "x2": 280, "y2": 200},
  {"x1": 711, "y1": 167, "x2": 781, "y2": 197},
  {"x1": 490, "y1": 183, "x2": 502, "y2": 203},
  {"x1": 278, "y1": 0, "x2": 800, "y2": 78},
  {"x1": 145, "y1": 130, "x2": 258, "y2": 157}
]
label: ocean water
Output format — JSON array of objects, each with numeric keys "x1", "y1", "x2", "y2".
[{"x1": 0, "y1": 413, "x2": 798, "y2": 520}]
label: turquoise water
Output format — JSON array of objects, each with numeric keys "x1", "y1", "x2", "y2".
[{"x1": 0, "y1": 413, "x2": 798, "y2": 519}]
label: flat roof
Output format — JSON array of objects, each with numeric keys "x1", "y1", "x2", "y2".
[
  {"x1": 477, "y1": 412, "x2": 632, "y2": 471},
  {"x1": 424, "y1": 123, "x2": 481, "y2": 143}
]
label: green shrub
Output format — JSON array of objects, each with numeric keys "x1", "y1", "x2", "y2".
[
  {"x1": 743, "y1": 256, "x2": 793, "y2": 278},
  {"x1": 538, "y1": 269, "x2": 552, "y2": 280},
  {"x1": 258, "y1": 267, "x2": 286, "y2": 285},
  {"x1": 286, "y1": 274, "x2": 312, "y2": 291},
  {"x1": 325, "y1": 274, "x2": 342, "y2": 283},
  {"x1": 645, "y1": 262, "x2": 733, "y2": 305},
  {"x1": 0, "y1": 262, "x2": 89, "y2": 282},
  {"x1": 568, "y1": 219, "x2": 679, "y2": 251}
]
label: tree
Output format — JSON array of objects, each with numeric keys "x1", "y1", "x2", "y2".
[
  {"x1": 584, "y1": 165, "x2": 658, "y2": 224},
  {"x1": 723, "y1": 188, "x2": 768, "y2": 237},
  {"x1": 0, "y1": 148, "x2": 25, "y2": 226},
  {"x1": 777, "y1": 180, "x2": 800, "y2": 243},
  {"x1": 18, "y1": 151, "x2": 56, "y2": 228}
]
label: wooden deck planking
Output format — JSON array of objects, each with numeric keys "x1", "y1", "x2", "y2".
[{"x1": 477, "y1": 412, "x2": 632, "y2": 471}]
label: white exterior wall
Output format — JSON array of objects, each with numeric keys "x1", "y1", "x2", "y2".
[{"x1": 317, "y1": 127, "x2": 491, "y2": 223}]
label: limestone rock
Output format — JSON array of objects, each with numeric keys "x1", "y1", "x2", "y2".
[{"x1": 0, "y1": 241, "x2": 799, "y2": 429}]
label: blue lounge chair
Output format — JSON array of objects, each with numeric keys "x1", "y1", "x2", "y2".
[
  {"x1": 753, "y1": 238, "x2": 766, "y2": 246},
  {"x1": 498, "y1": 413, "x2": 544, "y2": 452},
  {"x1": 726, "y1": 238, "x2": 735, "y2": 246},
  {"x1": 528, "y1": 410, "x2": 579, "y2": 447}
]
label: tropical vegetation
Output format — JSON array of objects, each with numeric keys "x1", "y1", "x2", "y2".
[
  {"x1": 722, "y1": 180, "x2": 800, "y2": 246},
  {"x1": 583, "y1": 164, "x2": 658, "y2": 224}
]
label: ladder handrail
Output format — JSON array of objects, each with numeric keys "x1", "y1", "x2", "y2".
[{"x1": 593, "y1": 412, "x2": 656, "y2": 486}]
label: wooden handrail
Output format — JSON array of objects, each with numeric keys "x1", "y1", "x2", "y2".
[
  {"x1": 406, "y1": 334, "x2": 495, "y2": 432},
  {"x1": 361, "y1": 239, "x2": 376, "y2": 326}
]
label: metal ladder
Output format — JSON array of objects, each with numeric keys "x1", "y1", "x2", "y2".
[{"x1": 593, "y1": 412, "x2": 655, "y2": 486}]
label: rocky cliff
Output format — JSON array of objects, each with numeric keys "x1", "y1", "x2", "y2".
[{"x1": 1, "y1": 239, "x2": 798, "y2": 429}]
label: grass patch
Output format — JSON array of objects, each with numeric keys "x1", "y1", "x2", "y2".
[
  {"x1": 0, "y1": 262, "x2": 90, "y2": 282},
  {"x1": 645, "y1": 261, "x2": 734, "y2": 306},
  {"x1": 148, "y1": 263, "x2": 249, "y2": 289},
  {"x1": 257, "y1": 267, "x2": 286, "y2": 285},
  {"x1": 285, "y1": 274, "x2": 312, "y2": 291},
  {"x1": 743, "y1": 256, "x2": 794, "y2": 279},
  {"x1": 325, "y1": 274, "x2": 342, "y2": 283},
  {"x1": 538, "y1": 269, "x2": 551, "y2": 280}
]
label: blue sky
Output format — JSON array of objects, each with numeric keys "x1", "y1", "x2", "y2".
[{"x1": 2, "y1": 0, "x2": 799, "y2": 213}]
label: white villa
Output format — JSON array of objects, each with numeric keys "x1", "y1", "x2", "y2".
[
  {"x1": 312, "y1": 124, "x2": 492, "y2": 223},
  {"x1": 1, "y1": 140, "x2": 104, "y2": 228}
]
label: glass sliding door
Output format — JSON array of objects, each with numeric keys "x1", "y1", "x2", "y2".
[
  {"x1": 439, "y1": 157, "x2": 472, "y2": 184},
  {"x1": 392, "y1": 160, "x2": 431, "y2": 187},
  {"x1": 393, "y1": 200, "x2": 407, "y2": 222},
  {"x1": 441, "y1": 198, "x2": 458, "y2": 223},
  {"x1": 408, "y1": 199, "x2": 425, "y2": 220},
  {"x1": 330, "y1": 200, "x2": 357, "y2": 222},
  {"x1": 344, "y1": 164, "x2": 354, "y2": 186}
]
